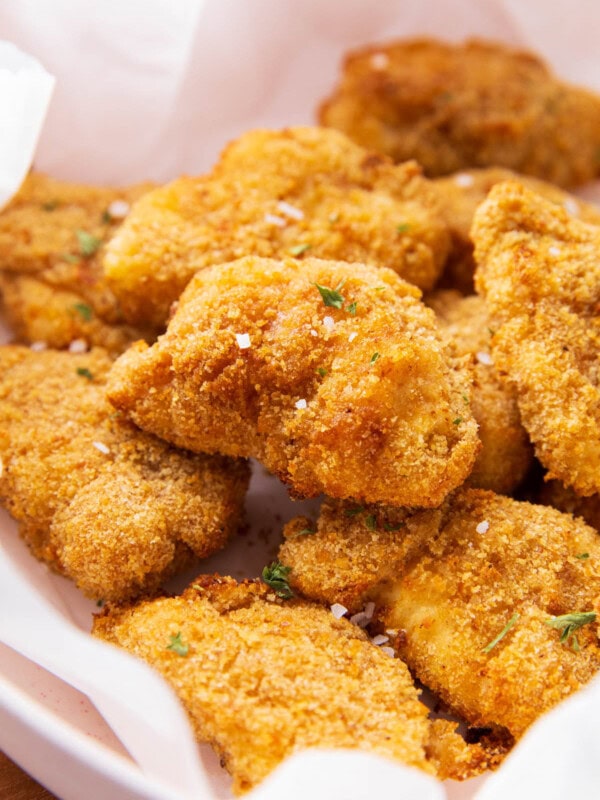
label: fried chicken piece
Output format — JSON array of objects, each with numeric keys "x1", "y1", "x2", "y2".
[
  {"x1": 0, "y1": 346, "x2": 249, "y2": 601},
  {"x1": 103, "y1": 126, "x2": 450, "y2": 328},
  {"x1": 427, "y1": 290, "x2": 532, "y2": 494},
  {"x1": 473, "y1": 181, "x2": 600, "y2": 496},
  {"x1": 538, "y1": 480, "x2": 600, "y2": 532},
  {"x1": 107, "y1": 256, "x2": 479, "y2": 507},
  {"x1": 280, "y1": 489, "x2": 600, "y2": 740},
  {"x1": 426, "y1": 720, "x2": 510, "y2": 781},
  {"x1": 319, "y1": 38, "x2": 600, "y2": 188},
  {"x1": 93, "y1": 575, "x2": 433, "y2": 794},
  {"x1": 0, "y1": 173, "x2": 154, "y2": 353},
  {"x1": 434, "y1": 168, "x2": 600, "y2": 293}
]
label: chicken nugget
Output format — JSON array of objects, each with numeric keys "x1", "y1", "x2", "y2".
[
  {"x1": 0, "y1": 173, "x2": 154, "y2": 353},
  {"x1": 434, "y1": 168, "x2": 600, "y2": 293},
  {"x1": 93, "y1": 575, "x2": 432, "y2": 794},
  {"x1": 473, "y1": 181, "x2": 600, "y2": 496},
  {"x1": 280, "y1": 490, "x2": 600, "y2": 740},
  {"x1": 103, "y1": 126, "x2": 450, "y2": 328},
  {"x1": 319, "y1": 39, "x2": 600, "y2": 187},
  {"x1": 427, "y1": 290, "x2": 532, "y2": 494},
  {"x1": 0, "y1": 346, "x2": 249, "y2": 601},
  {"x1": 107, "y1": 256, "x2": 479, "y2": 507}
]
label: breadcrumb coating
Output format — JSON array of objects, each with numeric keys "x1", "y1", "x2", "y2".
[
  {"x1": 538, "y1": 479, "x2": 600, "y2": 532},
  {"x1": 93, "y1": 575, "x2": 432, "y2": 794},
  {"x1": 0, "y1": 346, "x2": 249, "y2": 601},
  {"x1": 107, "y1": 256, "x2": 479, "y2": 507},
  {"x1": 280, "y1": 489, "x2": 600, "y2": 740},
  {"x1": 0, "y1": 173, "x2": 154, "y2": 354},
  {"x1": 427, "y1": 290, "x2": 533, "y2": 494},
  {"x1": 473, "y1": 181, "x2": 600, "y2": 496},
  {"x1": 103, "y1": 126, "x2": 450, "y2": 328},
  {"x1": 434, "y1": 168, "x2": 600, "y2": 293},
  {"x1": 319, "y1": 38, "x2": 600, "y2": 187}
]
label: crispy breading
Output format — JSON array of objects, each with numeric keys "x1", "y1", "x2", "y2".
[
  {"x1": 107, "y1": 256, "x2": 479, "y2": 507},
  {"x1": 425, "y1": 719, "x2": 510, "y2": 781},
  {"x1": 103, "y1": 126, "x2": 451, "y2": 328},
  {"x1": 93, "y1": 575, "x2": 433, "y2": 794},
  {"x1": 280, "y1": 489, "x2": 600, "y2": 740},
  {"x1": 538, "y1": 480, "x2": 600, "y2": 532},
  {"x1": 473, "y1": 181, "x2": 600, "y2": 496},
  {"x1": 427, "y1": 290, "x2": 532, "y2": 494},
  {"x1": 0, "y1": 173, "x2": 154, "y2": 353},
  {"x1": 0, "y1": 346, "x2": 249, "y2": 601},
  {"x1": 433, "y1": 168, "x2": 600, "y2": 293},
  {"x1": 319, "y1": 38, "x2": 600, "y2": 187}
]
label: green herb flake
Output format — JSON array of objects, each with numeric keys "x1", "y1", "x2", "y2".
[
  {"x1": 396, "y1": 223, "x2": 411, "y2": 234},
  {"x1": 482, "y1": 613, "x2": 520, "y2": 654},
  {"x1": 383, "y1": 521, "x2": 405, "y2": 532},
  {"x1": 262, "y1": 561, "x2": 294, "y2": 599},
  {"x1": 314, "y1": 281, "x2": 345, "y2": 309},
  {"x1": 101, "y1": 209, "x2": 112, "y2": 224},
  {"x1": 373, "y1": 286, "x2": 386, "y2": 292},
  {"x1": 96, "y1": 599, "x2": 104, "y2": 608},
  {"x1": 289, "y1": 243, "x2": 311, "y2": 257},
  {"x1": 576, "y1": 553, "x2": 590, "y2": 560},
  {"x1": 344, "y1": 506, "x2": 365, "y2": 517},
  {"x1": 73, "y1": 302, "x2": 93, "y2": 321},
  {"x1": 166, "y1": 631, "x2": 189, "y2": 657},
  {"x1": 61, "y1": 253, "x2": 80, "y2": 264},
  {"x1": 76, "y1": 367, "x2": 94, "y2": 381},
  {"x1": 453, "y1": 417, "x2": 463, "y2": 426},
  {"x1": 291, "y1": 528, "x2": 317, "y2": 539},
  {"x1": 545, "y1": 611, "x2": 596, "y2": 648},
  {"x1": 488, "y1": 327, "x2": 496, "y2": 337},
  {"x1": 462, "y1": 394, "x2": 470, "y2": 405},
  {"x1": 42, "y1": 200, "x2": 59, "y2": 211},
  {"x1": 76, "y1": 229, "x2": 103, "y2": 258},
  {"x1": 316, "y1": 367, "x2": 328, "y2": 378},
  {"x1": 370, "y1": 352, "x2": 380, "y2": 364},
  {"x1": 364, "y1": 514, "x2": 377, "y2": 531},
  {"x1": 346, "y1": 301, "x2": 357, "y2": 316}
]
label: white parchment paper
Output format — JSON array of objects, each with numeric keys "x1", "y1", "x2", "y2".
[{"x1": 1, "y1": 1, "x2": 600, "y2": 798}]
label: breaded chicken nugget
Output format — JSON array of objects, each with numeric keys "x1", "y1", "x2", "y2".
[
  {"x1": 280, "y1": 490, "x2": 600, "y2": 740},
  {"x1": 103, "y1": 126, "x2": 450, "y2": 328},
  {"x1": 93, "y1": 575, "x2": 433, "y2": 794},
  {"x1": 0, "y1": 173, "x2": 154, "y2": 353},
  {"x1": 538, "y1": 480, "x2": 600, "y2": 532},
  {"x1": 0, "y1": 346, "x2": 249, "y2": 600},
  {"x1": 434, "y1": 168, "x2": 600, "y2": 293},
  {"x1": 319, "y1": 39, "x2": 600, "y2": 187},
  {"x1": 427, "y1": 290, "x2": 532, "y2": 494},
  {"x1": 473, "y1": 181, "x2": 600, "y2": 496},
  {"x1": 107, "y1": 256, "x2": 479, "y2": 507}
]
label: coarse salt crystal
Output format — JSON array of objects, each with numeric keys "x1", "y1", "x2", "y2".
[
  {"x1": 331, "y1": 603, "x2": 348, "y2": 619},
  {"x1": 385, "y1": 628, "x2": 398, "y2": 636},
  {"x1": 364, "y1": 601, "x2": 375, "y2": 619},
  {"x1": 350, "y1": 612, "x2": 369, "y2": 628},
  {"x1": 454, "y1": 172, "x2": 474, "y2": 188},
  {"x1": 92, "y1": 441, "x2": 110, "y2": 455},
  {"x1": 476, "y1": 520, "x2": 489, "y2": 534},
  {"x1": 371, "y1": 634, "x2": 389, "y2": 646},
  {"x1": 235, "y1": 333, "x2": 251, "y2": 349},
  {"x1": 370, "y1": 52, "x2": 389, "y2": 70},
  {"x1": 107, "y1": 200, "x2": 130, "y2": 219},
  {"x1": 563, "y1": 198, "x2": 580, "y2": 216},
  {"x1": 380, "y1": 646, "x2": 395, "y2": 657},
  {"x1": 323, "y1": 316, "x2": 335, "y2": 331},
  {"x1": 348, "y1": 332, "x2": 358, "y2": 343},
  {"x1": 476, "y1": 351, "x2": 493, "y2": 366},
  {"x1": 277, "y1": 200, "x2": 304, "y2": 221},
  {"x1": 264, "y1": 213, "x2": 286, "y2": 227},
  {"x1": 548, "y1": 246, "x2": 561, "y2": 257},
  {"x1": 310, "y1": 328, "x2": 318, "y2": 337},
  {"x1": 68, "y1": 338, "x2": 88, "y2": 354},
  {"x1": 30, "y1": 341, "x2": 47, "y2": 352},
  {"x1": 295, "y1": 398, "x2": 307, "y2": 410}
]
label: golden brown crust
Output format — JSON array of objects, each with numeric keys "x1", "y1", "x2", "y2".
[
  {"x1": 0, "y1": 173, "x2": 154, "y2": 354},
  {"x1": 107, "y1": 256, "x2": 479, "y2": 507},
  {"x1": 0, "y1": 346, "x2": 249, "y2": 600},
  {"x1": 427, "y1": 290, "x2": 533, "y2": 494},
  {"x1": 320, "y1": 38, "x2": 600, "y2": 187},
  {"x1": 93, "y1": 575, "x2": 432, "y2": 793},
  {"x1": 281, "y1": 489, "x2": 600, "y2": 740},
  {"x1": 425, "y1": 719, "x2": 510, "y2": 781},
  {"x1": 473, "y1": 181, "x2": 600, "y2": 496},
  {"x1": 538, "y1": 480, "x2": 600, "y2": 532},
  {"x1": 103, "y1": 126, "x2": 450, "y2": 327}
]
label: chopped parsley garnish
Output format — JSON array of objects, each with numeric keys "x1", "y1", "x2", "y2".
[
  {"x1": 61, "y1": 253, "x2": 80, "y2": 264},
  {"x1": 42, "y1": 200, "x2": 58, "y2": 211},
  {"x1": 262, "y1": 561, "x2": 294, "y2": 599},
  {"x1": 291, "y1": 528, "x2": 316, "y2": 539},
  {"x1": 384, "y1": 521, "x2": 405, "y2": 532},
  {"x1": 364, "y1": 514, "x2": 377, "y2": 530},
  {"x1": 453, "y1": 417, "x2": 463, "y2": 425},
  {"x1": 101, "y1": 209, "x2": 112, "y2": 224},
  {"x1": 482, "y1": 613, "x2": 520, "y2": 654},
  {"x1": 373, "y1": 286, "x2": 386, "y2": 292},
  {"x1": 344, "y1": 506, "x2": 365, "y2": 517},
  {"x1": 346, "y1": 301, "x2": 357, "y2": 316},
  {"x1": 576, "y1": 553, "x2": 590, "y2": 560},
  {"x1": 545, "y1": 611, "x2": 596, "y2": 650},
  {"x1": 488, "y1": 327, "x2": 496, "y2": 337},
  {"x1": 316, "y1": 367, "x2": 328, "y2": 377},
  {"x1": 96, "y1": 599, "x2": 104, "y2": 608},
  {"x1": 289, "y1": 243, "x2": 311, "y2": 257},
  {"x1": 462, "y1": 394, "x2": 470, "y2": 405},
  {"x1": 314, "y1": 280, "x2": 345, "y2": 309},
  {"x1": 166, "y1": 631, "x2": 189, "y2": 657},
  {"x1": 370, "y1": 352, "x2": 380, "y2": 364},
  {"x1": 76, "y1": 367, "x2": 94, "y2": 380},
  {"x1": 73, "y1": 302, "x2": 93, "y2": 321},
  {"x1": 396, "y1": 223, "x2": 411, "y2": 234},
  {"x1": 76, "y1": 229, "x2": 102, "y2": 258}
]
